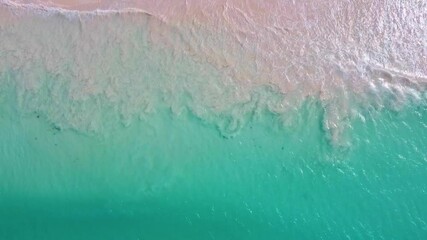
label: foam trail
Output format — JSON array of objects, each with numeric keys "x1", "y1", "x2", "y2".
[{"x1": 0, "y1": 0, "x2": 426, "y2": 144}]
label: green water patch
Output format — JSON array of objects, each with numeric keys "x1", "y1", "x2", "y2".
[{"x1": 0, "y1": 98, "x2": 426, "y2": 239}]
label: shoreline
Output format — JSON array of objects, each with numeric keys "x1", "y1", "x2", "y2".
[
  {"x1": 0, "y1": 0, "x2": 150, "y2": 14},
  {"x1": 2, "y1": 0, "x2": 124, "y2": 11},
  {"x1": 0, "y1": 0, "x2": 287, "y2": 25}
]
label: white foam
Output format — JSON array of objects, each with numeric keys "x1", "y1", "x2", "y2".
[{"x1": 0, "y1": 0, "x2": 426, "y2": 145}]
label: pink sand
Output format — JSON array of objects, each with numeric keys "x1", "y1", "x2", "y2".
[{"x1": 4, "y1": 0, "x2": 302, "y2": 27}]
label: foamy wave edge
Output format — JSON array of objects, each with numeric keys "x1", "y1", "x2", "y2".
[
  {"x1": 0, "y1": 0, "x2": 155, "y2": 16},
  {"x1": 1, "y1": 0, "x2": 426, "y2": 147}
]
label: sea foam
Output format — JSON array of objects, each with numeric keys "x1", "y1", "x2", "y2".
[{"x1": 0, "y1": 0, "x2": 426, "y2": 145}]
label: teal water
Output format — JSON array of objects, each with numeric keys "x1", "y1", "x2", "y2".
[{"x1": 0, "y1": 92, "x2": 426, "y2": 239}]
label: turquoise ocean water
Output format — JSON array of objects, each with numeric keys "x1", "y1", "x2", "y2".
[
  {"x1": 1, "y1": 3, "x2": 427, "y2": 239},
  {"x1": 1, "y1": 86, "x2": 426, "y2": 239}
]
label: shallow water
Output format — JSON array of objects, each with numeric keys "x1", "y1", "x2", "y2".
[{"x1": 1, "y1": 95, "x2": 426, "y2": 239}]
